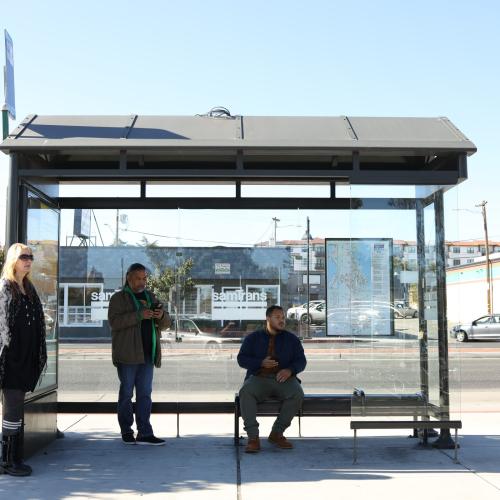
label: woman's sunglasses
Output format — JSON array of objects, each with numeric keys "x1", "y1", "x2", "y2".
[{"x1": 18, "y1": 254, "x2": 34, "y2": 262}]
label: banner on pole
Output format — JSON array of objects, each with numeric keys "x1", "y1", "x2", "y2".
[{"x1": 4, "y1": 30, "x2": 15, "y2": 120}]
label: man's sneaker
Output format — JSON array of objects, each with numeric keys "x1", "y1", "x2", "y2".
[
  {"x1": 136, "y1": 435, "x2": 165, "y2": 446},
  {"x1": 268, "y1": 432, "x2": 293, "y2": 449},
  {"x1": 245, "y1": 437, "x2": 261, "y2": 453},
  {"x1": 122, "y1": 433, "x2": 136, "y2": 445}
]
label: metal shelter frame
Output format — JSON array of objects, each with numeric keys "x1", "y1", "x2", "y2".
[{"x1": 0, "y1": 114, "x2": 476, "y2": 453}]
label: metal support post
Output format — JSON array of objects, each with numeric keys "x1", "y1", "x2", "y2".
[
  {"x1": 432, "y1": 190, "x2": 455, "y2": 449},
  {"x1": 5, "y1": 153, "x2": 19, "y2": 247},
  {"x1": 2, "y1": 108, "x2": 9, "y2": 140},
  {"x1": 306, "y1": 216, "x2": 310, "y2": 338},
  {"x1": 416, "y1": 200, "x2": 430, "y2": 413},
  {"x1": 353, "y1": 429, "x2": 357, "y2": 464}
]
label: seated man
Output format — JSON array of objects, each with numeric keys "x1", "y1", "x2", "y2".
[{"x1": 237, "y1": 305, "x2": 307, "y2": 453}]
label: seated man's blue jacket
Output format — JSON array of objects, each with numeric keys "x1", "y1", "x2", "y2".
[{"x1": 237, "y1": 328, "x2": 307, "y2": 380}]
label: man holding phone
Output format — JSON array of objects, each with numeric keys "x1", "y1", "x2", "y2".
[{"x1": 108, "y1": 263, "x2": 171, "y2": 445}]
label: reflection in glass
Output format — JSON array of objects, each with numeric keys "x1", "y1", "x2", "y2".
[
  {"x1": 57, "y1": 202, "x2": 460, "y2": 415},
  {"x1": 424, "y1": 201, "x2": 442, "y2": 410},
  {"x1": 26, "y1": 192, "x2": 59, "y2": 393}
]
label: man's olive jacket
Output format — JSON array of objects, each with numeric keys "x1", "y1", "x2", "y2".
[{"x1": 108, "y1": 289, "x2": 170, "y2": 367}]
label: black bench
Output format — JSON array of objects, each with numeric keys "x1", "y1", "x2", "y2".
[
  {"x1": 350, "y1": 419, "x2": 462, "y2": 463},
  {"x1": 58, "y1": 401, "x2": 235, "y2": 438},
  {"x1": 234, "y1": 393, "x2": 351, "y2": 445}
]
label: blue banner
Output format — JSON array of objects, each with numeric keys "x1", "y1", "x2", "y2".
[{"x1": 4, "y1": 30, "x2": 15, "y2": 120}]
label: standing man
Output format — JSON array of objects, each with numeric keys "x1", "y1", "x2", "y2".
[
  {"x1": 108, "y1": 263, "x2": 170, "y2": 445},
  {"x1": 237, "y1": 305, "x2": 306, "y2": 453}
]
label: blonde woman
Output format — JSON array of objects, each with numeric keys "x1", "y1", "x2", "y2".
[{"x1": 0, "y1": 243, "x2": 47, "y2": 476}]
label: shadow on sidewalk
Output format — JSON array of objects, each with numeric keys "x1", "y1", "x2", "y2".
[{"x1": 0, "y1": 429, "x2": 490, "y2": 499}]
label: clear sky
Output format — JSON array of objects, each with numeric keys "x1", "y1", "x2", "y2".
[{"x1": 1, "y1": 0, "x2": 499, "y2": 246}]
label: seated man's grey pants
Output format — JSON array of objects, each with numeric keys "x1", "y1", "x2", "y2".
[{"x1": 239, "y1": 374, "x2": 304, "y2": 439}]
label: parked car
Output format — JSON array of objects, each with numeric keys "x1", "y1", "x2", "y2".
[
  {"x1": 294, "y1": 300, "x2": 417, "y2": 326},
  {"x1": 295, "y1": 302, "x2": 326, "y2": 325},
  {"x1": 161, "y1": 318, "x2": 227, "y2": 355},
  {"x1": 450, "y1": 314, "x2": 500, "y2": 342},
  {"x1": 393, "y1": 302, "x2": 418, "y2": 319},
  {"x1": 287, "y1": 300, "x2": 324, "y2": 321}
]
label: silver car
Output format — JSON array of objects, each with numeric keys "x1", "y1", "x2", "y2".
[
  {"x1": 393, "y1": 302, "x2": 418, "y2": 319},
  {"x1": 296, "y1": 302, "x2": 326, "y2": 324},
  {"x1": 450, "y1": 314, "x2": 500, "y2": 342},
  {"x1": 287, "y1": 300, "x2": 324, "y2": 320},
  {"x1": 161, "y1": 318, "x2": 225, "y2": 355}
]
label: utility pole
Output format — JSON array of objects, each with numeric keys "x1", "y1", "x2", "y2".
[
  {"x1": 115, "y1": 209, "x2": 120, "y2": 247},
  {"x1": 272, "y1": 217, "x2": 280, "y2": 246},
  {"x1": 476, "y1": 201, "x2": 492, "y2": 314}
]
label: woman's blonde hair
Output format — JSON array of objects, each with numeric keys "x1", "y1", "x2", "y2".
[{"x1": 1, "y1": 242, "x2": 33, "y2": 283}]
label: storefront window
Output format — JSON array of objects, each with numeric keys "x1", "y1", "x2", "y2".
[{"x1": 59, "y1": 283, "x2": 104, "y2": 327}]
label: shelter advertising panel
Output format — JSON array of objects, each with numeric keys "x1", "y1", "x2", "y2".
[{"x1": 326, "y1": 238, "x2": 393, "y2": 336}]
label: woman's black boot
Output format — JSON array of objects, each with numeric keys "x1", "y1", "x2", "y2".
[{"x1": 0, "y1": 433, "x2": 32, "y2": 476}]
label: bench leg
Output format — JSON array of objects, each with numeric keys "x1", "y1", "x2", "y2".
[
  {"x1": 298, "y1": 412, "x2": 302, "y2": 437},
  {"x1": 454, "y1": 428, "x2": 459, "y2": 463},
  {"x1": 411, "y1": 415, "x2": 418, "y2": 438},
  {"x1": 176, "y1": 413, "x2": 180, "y2": 438},
  {"x1": 234, "y1": 398, "x2": 240, "y2": 446},
  {"x1": 353, "y1": 429, "x2": 358, "y2": 464}
]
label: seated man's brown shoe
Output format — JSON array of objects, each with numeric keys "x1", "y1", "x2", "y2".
[
  {"x1": 268, "y1": 432, "x2": 293, "y2": 449},
  {"x1": 245, "y1": 437, "x2": 261, "y2": 453}
]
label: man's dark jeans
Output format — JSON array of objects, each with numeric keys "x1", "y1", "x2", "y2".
[{"x1": 116, "y1": 357, "x2": 154, "y2": 438}]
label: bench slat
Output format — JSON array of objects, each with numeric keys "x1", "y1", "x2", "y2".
[{"x1": 350, "y1": 420, "x2": 462, "y2": 430}]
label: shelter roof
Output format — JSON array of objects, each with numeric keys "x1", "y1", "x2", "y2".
[{"x1": 0, "y1": 114, "x2": 476, "y2": 154}]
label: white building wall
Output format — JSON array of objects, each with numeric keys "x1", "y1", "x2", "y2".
[{"x1": 447, "y1": 264, "x2": 500, "y2": 326}]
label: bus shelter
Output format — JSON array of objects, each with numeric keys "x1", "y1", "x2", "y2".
[{"x1": 0, "y1": 113, "x2": 476, "y2": 454}]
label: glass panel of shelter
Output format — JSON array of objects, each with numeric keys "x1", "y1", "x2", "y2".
[
  {"x1": 423, "y1": 201, "x2": 441, "y2": 414},
  {"x1": 26, "y1": 191, "x2": 59, "y2": 394},
  {"x1": 56, "y1": 198, "x2": 457, "y2": 419},
  {"x1": 346, "y1": 189, "x2": 422, "y2": 418}
]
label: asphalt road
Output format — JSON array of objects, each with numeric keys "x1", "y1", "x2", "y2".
[{"x1": 56, "y1": 341, "x2": 500, "y2": 410}]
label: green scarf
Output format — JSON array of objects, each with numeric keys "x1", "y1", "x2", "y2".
[{"x1": 124, "y1": 286, "x2": 157, "y2": 364}]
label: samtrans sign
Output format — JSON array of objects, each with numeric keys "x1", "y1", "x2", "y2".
[
  {"x1": 212, "y1": 290, "x2": 267, "y2": 302},
  {"x1": 90, "y1": 291, "x2": 115, "y2": 301},
  {"x1": 211, "y1": 288, "x2": 270, "y2": 320},
  {"x1": 90, "y1": 290, "x2": 116, "y2": 321}
]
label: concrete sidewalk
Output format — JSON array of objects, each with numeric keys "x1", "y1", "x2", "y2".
[{"x1": 0, "y1": 413, "x2": 499, "y2": 499}]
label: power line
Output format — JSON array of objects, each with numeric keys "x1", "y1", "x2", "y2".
[
  {"x1": 123, "y1": 228, "x2": 257, "y2": 247},
  {"x1": 253, "y1": 220, "x2": 273, "y2": 247}
]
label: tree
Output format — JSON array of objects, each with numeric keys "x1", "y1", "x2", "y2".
[
  {"x1": 147, "y1": 258, "x2": 195, "y2": 313},
  {"x1": 137, "y1": 236, "x2": 159, "y2": 248}
]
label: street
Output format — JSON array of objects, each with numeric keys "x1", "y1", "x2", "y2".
[{"x1": 56, "y1": 340, "x2": 500, "y2": 411}]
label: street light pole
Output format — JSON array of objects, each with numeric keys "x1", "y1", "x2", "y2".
[{"x1": 476, "y1": 201, "x2": 492, "y2": 314}]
